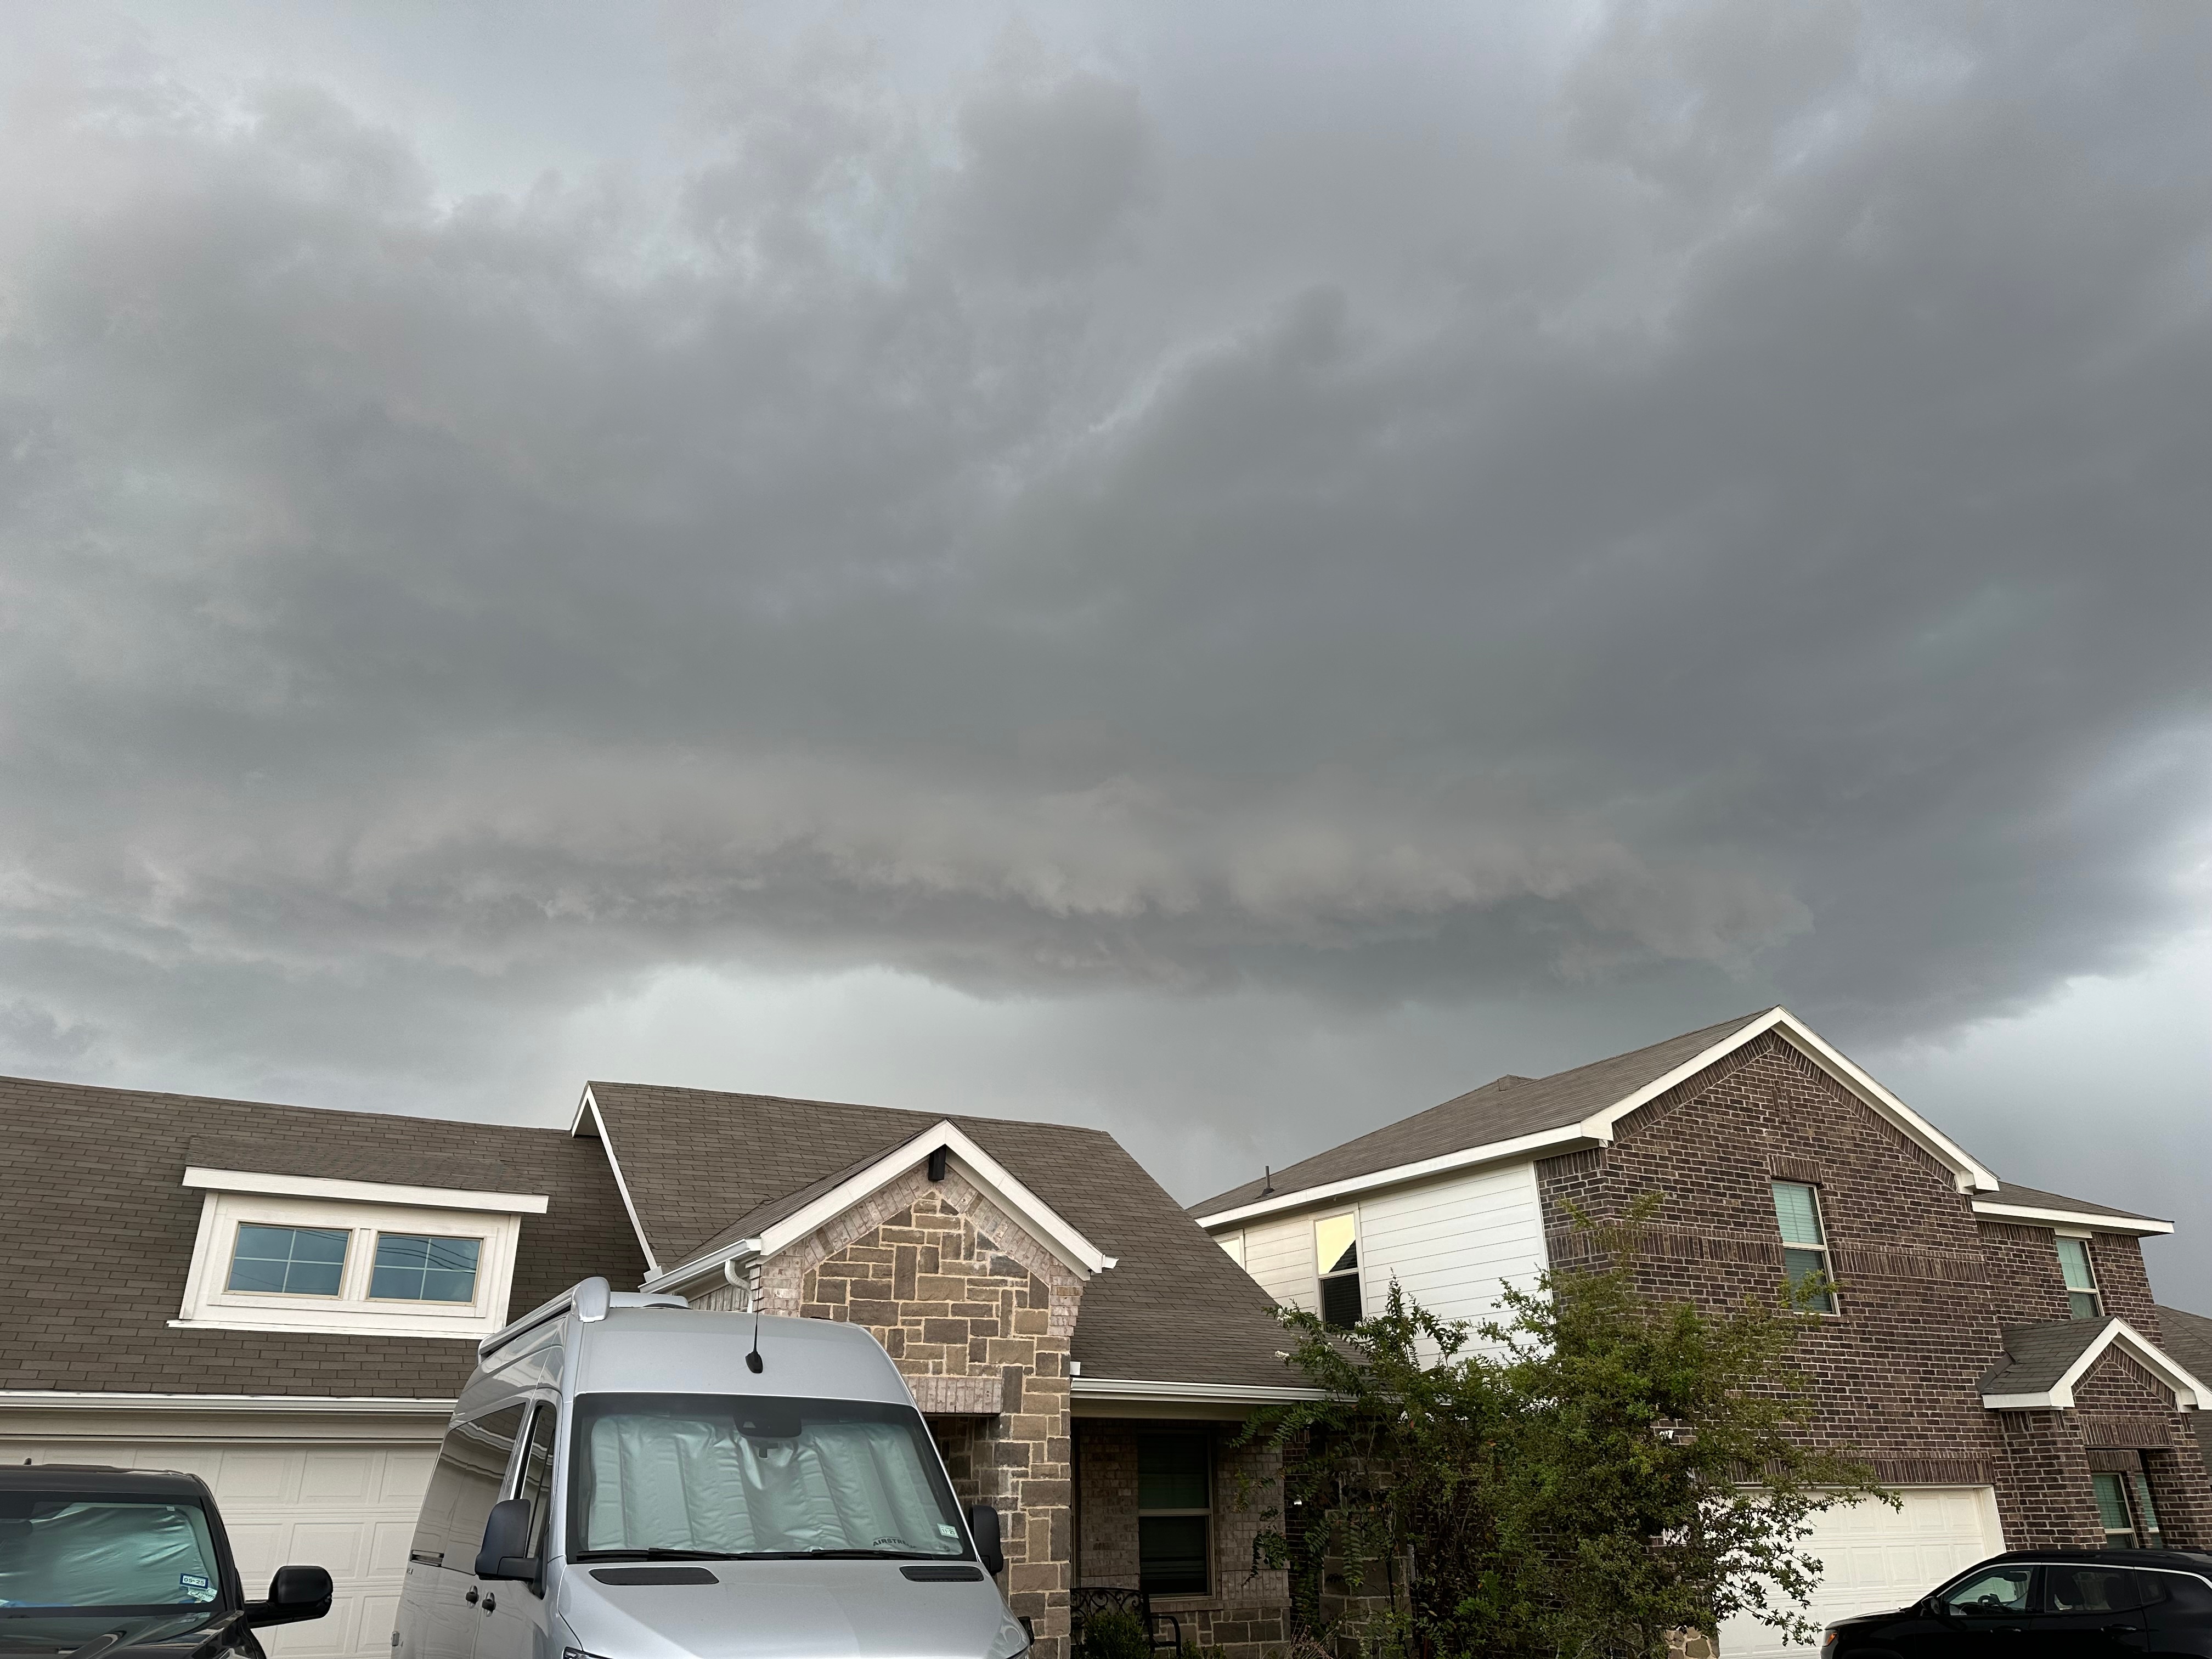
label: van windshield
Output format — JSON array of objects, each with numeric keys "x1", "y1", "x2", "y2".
[
  {"x1": 0, "y1": 1492, "x2": 224, "y2": 1612},
  {"x1": 569, "y1": 1393, "x2": 970, "y2": 1561}
]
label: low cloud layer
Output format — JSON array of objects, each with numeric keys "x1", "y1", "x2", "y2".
[{"x1": 2, "y1": 3, "x2": 2208, "y2": 1292}]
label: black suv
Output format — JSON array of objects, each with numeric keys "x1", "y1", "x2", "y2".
[
  {"x1": 1824, "y1": 1549, "x2": 2212, "y2": 1656},
  {"x1": 0, "y1": 1464, "x2": 334, "y2": 1659}
]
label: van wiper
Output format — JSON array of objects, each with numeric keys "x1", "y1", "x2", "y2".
[
  {"x1": 731, "y1": 1549, "x2": 941, "y2": 1560},
  {"x1": 578, "y1": 1548, "x2": 743, "y2": 1562}
]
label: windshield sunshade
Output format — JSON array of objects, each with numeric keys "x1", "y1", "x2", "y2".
[
  {"x1": 0, "y1": 1496, "x2": 223, "y2": 1611},
  {"x1": 571, "y1": 1393, "x2": 968, "y2": 1560}
]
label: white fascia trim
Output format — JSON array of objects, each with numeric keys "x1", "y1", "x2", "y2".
[
  {"x1": 180, "y1": 1167, "x2": 548, "y2": 1215},
  {"x1": 1070, "y1": 1377, "x2": 1328, "y2": 1404},
  {"x1": 1980, "y1": 1318, "x2": 2209, "y2": 1411},
  {"x1": 1970, "y1": 1200, "x2": 2174, "y2": 1237},
  {"x1": 0, "y1": 1390, "x2": 457, "y2": 1414},
  {"x1": 641, "y1": 1238, "x2": 763, "y2": 1295},
  {"x1": 648, "y1": 1121, "x2": 1115, "y2": 1290},
  {"x1": 578, "y1": 1086, "x2": 662, "y2": 1278},
  {"x1": 1191, "y1": 1123, "x2": 1594, "y2": 1230},
  {"x1": 1576, "y1": 1007, "x2": 2002, "y2": 1195},
  {"x1": 166, "y1": 1318, "x2": 481, "y2": 1339}
]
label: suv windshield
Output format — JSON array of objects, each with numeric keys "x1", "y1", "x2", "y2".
[
  {"x1": 0, "y1": 1492, "x2": 224, "y2": 1612},
  {"x1": 570, "y1": 1393, "x2": 970, "y2": 1561}
]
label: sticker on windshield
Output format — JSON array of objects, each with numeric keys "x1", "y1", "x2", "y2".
[
  {"x1": 937, "y1": 1523, "x2": 960, "y2": 1538},
  {"x1": 182, "y1": 1574, "x2": 216, "y2": 1601}
]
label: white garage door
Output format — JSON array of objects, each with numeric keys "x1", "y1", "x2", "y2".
[
  {"x1": 12, "y1": 1433, "x2": 438, "y2": 1659},
  {"x1": 1720, "y1": 1486, "x2": 2005, "y2": 1657}
]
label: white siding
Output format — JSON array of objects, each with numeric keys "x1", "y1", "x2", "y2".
[
  {"x1": 1356, "y1": 1160, "x2": 1547, "y2": 1340},
  {"x1": 1214, "y1": 1160, "x2": 1549, "y2": 1346},
  {"x1": 1240, "y1": 1211, "x2": 1319, "y2": 1311}
]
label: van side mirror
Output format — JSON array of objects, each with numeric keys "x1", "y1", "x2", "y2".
[
  {"x1": 967, "y1": 1502, "x2": 1004, "y2": 1577},
  {"x1": 475, "y1": 1498, "x2": 539, "y2": 1581},
  {"x1": 245, "y1": 1565, "x2": 332, "y2": 1627}
]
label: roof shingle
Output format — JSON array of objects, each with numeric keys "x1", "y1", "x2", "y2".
[
  {"x1": 1188, "y1": 1011, "x2": 1773, "y2": 1217},
  {"x1": 584, "y1": 1081, "x2": 1294, "y2": 1390}
]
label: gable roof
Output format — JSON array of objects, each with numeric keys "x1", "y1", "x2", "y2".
[
  {"x1": 1972, "y1": 1181, "x2": 2173, "y2": 1237},
  {"x1": 1977, "y1": 1316, "x2": 2208, "y2": 1410},
  {"x1": 0, "y1": 1073, "x2": 647, "y2": 1402},
  {"x1": 1190, "y1": 1006, "x2": 2001, "y2": 1226},
  {"x1": 579, "y1": 1080, "x2": 1295, "y2": 1392}
]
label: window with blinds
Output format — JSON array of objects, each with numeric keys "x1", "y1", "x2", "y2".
[
  {"x1": 1770, "y1": 1181, "x2": 1836, "y2": 1314},
  {"x1": 2056, "y1": 1237, "x2": 2103, "y2": 1321},
  {"x1": 1314, "y1": 1212, "x2": 1362, "y2": 1329}
]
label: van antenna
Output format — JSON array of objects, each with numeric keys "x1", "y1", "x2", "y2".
[{"x1": 746, "y1": 1305, "x2": 764, "y2": 1374}]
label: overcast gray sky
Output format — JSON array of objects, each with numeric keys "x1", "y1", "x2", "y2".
[{"x1": 3, "y1": 1, "x2": 2207, "y2": 1303}]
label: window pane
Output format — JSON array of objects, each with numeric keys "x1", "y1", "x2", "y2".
[
  {"x1": 2131, "y1": 1472, "x2": 2162, "y2": 1543},
  {"x1": 0, "y1": 1495, "x2": 224, "y2": 1610},
  {"x1": 372, "y1": 1234, "x2": 481, "y2": 1303},
  {"x1": 1138, "y1": 1515, "x2": 1209, "y2": 1595},
  {"x1": 1320, "y1": 1271, "x2": 1364, "y2": 1329},
  {"x1": 2046, "y1": 1565, "x2": 2140, "y2": 1613},
  {"x1": 2068, "y1": 1290, "x2": 2102, "y2": 1321},
  {"x1": 1781, "y1": 1246, "x2": 1835, "y2": 1313},
  {"x1": 227, "y1": 1224, "x2": 348, "y2": 1296},
  {"x1": 517, "y1": 1402, "x2": 558, "y2": 1556},
  {"x1": 1314, "y1": 1214, "x2": 1358, "y2": 1276},
  {"x1": 2093, "y1": 1472, "x2": 2136, "y2": 1544},
  {"x1": 571, "y1": 1393, "x2": 967, "y2": 1559},
  {"x1": 1770, "y1": 1182, "x2": 1825, "y2": 1246},
  {"x1": 1138, "y1": 1435, "x2": 1209, "y2": 1511},
  {"x1": 1943, "y1": 1566, "x2": 2031, "y2": 1618},
  {"x1": 2056, "y1": 1238, "x2": 2096, "y2": 1291}
]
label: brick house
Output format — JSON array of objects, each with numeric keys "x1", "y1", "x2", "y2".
[
  {"x1": 0, "y1": 1073, "x2": 1306, "y2": 1659},
  {"x1": 1192, "y1": 1006, "x2": 2212, "y2": 1655}
]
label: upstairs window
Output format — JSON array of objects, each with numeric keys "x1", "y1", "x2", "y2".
[
  {"x1": 227, "y1": 1224, "x2": 349, "y2": 1296},
  {"x1": 2056, "y1": 1237, "x2": 2102, "y2": 1321},
  {"x1": 1770, "y1": 1181, "x2": 1836, "y2": 1313},
  {"x1": 372, "y1": 1235, "x2": 483, "y2": 1304},
  {"x1": 1314, "y1": 1212, "x2": 1363, "y2": 1329}
]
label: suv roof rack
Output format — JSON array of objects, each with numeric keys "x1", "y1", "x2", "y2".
[{"x1": 478, "y1": 1276, "x2": 689, "y2": 1361}]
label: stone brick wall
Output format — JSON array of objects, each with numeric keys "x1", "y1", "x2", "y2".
[
  {"x1": 693, "y1": 1165, "x2": 1082, "y2": 1658},
  {"x1": 1074, "y1": 1419, "x2": 1291, "y2": 1659},
  {"x1": 1531, "y1": 1030, "x2": 2210, "y2": 1548}
]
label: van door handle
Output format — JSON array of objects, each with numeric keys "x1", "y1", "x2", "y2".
[
  {"x1": 2101, "y1": 1625, "x2": 2139, "y2": 1634},
  {"x1": 482, "y1": 1595, "x2": 497, "y2": 1614},
  {"x1": 464, "y1": 1590, "x2": 478, "y2": 1606}
]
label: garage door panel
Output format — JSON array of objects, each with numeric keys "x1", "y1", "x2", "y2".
[
  {"x1": 6, "y1": 1430, "x2": 439, "y2": 1659},
  {"x1": 371, "y1": 1520, "x2": 418, "y2": 1576},
  {"x1": 1721, "y1": 1486, "x2": 2003, "y2": 1658}
]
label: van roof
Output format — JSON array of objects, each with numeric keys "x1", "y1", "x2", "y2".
[
  {"x1": 0, "y1": 1465, "x2": 213, "y2": 1499},
  {"x1": 486, "y1": 1307, "x2": 913, "y2": 1408}
]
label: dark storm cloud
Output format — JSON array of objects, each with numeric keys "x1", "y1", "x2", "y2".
[{"x1": 1, "y1": 1, "x2": 2209, "y2": 1116}]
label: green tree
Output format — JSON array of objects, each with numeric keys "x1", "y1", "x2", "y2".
[{"x1": 1243, "y1": 1206, "x2": 1890, "y2": 1659}]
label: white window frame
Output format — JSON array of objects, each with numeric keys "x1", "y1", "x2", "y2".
[
  {"x1": 174, "y1": 1170, "x2": 544, "y2": 1339},
  {"x1": 1217, "y1": 1230, "x2": 1246, "y2": 1268},
  {"x1": 2055, "y1": 1231, "x2": 2103, "y2": 1321},
  {"x1": 1770, "y1": 1180, "x2": 1838, "y2": 1316},
  {"x1": 1314, "y1": 1210, "x2": 1363, "y2": 1328}
]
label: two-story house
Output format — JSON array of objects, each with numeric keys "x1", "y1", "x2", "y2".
[{"x1": 1191, "y1": 1007, "x2": 2211, "y2": 1657}]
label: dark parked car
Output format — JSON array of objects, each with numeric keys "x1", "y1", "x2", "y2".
[
  {"x1": 0, "y1": 1464, "x2": 332, "y2": 1658},
  {"x1": 1824, "y1": 1549, "x2": 2212, "y2": 1656}
]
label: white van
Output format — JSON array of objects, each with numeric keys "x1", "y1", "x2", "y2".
[{"x1": 393, "y1": 1278, "x2": 1031, "y2": 1659}]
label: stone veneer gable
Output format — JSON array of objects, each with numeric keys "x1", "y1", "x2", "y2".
[{"x1": 692, "y1": 1164, "x2": 1083, "y2": 1657}]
